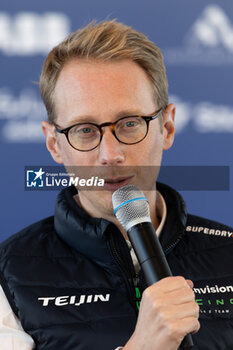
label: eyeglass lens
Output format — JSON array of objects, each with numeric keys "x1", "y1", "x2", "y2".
[{"x1": 68, "y1": 116, "x2": 147, "y2": 151}]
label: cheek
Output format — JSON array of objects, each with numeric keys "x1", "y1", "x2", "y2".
[
  {"x1": 133, "y1": 130, "x2": 163, "y2": 165},
  {"x1": 57, "y1": 139, "x2": 95, "y2": 166},
  {"x1": 149, "y1": 137, "x2": 163, "y2": 163}
]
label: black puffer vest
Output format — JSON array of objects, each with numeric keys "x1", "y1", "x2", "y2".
[{"x1": 0, "y1": 183, "x2": 232, "y2": 349}]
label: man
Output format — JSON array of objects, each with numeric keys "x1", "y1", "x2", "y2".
[{"x1": 0, "y1": 20, "x2": 232, "y2": 350}]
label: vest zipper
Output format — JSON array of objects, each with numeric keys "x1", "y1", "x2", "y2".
[
  {"x1": 109, "y1": 232, "x2": 141, "y2": 313},
  {"x1": 164, "y1": 232, "x2": 184, "y2": 255}
]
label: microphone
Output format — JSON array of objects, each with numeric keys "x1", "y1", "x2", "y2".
[{"x1": 112, "y1": 185, "x2": 193, "y2": 349}]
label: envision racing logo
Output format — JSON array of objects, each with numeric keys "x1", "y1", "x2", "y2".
[
  {"x1": 194, "y1": 283, "x2": 233, "y2": 316},
  {"x1": 38, "y1": 294, "x2": 110, "y2": 307},
  {"x1": 194, "y1": 284, "x2": 233, "y2": 294}
]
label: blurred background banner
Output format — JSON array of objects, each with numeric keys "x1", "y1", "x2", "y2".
[{"x1": 0, "y1": 0, "x2": 232, "y2": 241}]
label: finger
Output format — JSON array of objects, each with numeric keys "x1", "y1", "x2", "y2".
[
  {"x1": 151, "y1": 276, "x2": 191, "y2": 294},
  {"x1": 186, "y1": 279, "x2": 194, "y2": 289},
  {"x1": 161, "y1": 301, "x2": 199, "y2": 320},
  {"x1": 166, "y1": 287, "x2": 196, "y2": 305},
  {"x1": 150, "y1": 287, "x2": 196, "y2": 310}
]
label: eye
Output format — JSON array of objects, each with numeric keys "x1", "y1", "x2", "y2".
[
  {"x1": 80, "y1": 127, "x2": 92, "y2": 134},
  {"x1": 70, "y1": 124, "x2": 99, "y2": 138},
  {"x1": 117, "y1": 117, "x2": 143, "y2": 131},
  {"x1": 125, "y1": 120, "x2": 137, "y2": 127}
]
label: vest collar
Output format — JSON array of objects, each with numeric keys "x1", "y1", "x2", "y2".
[
  {"x1": 54, "y1": 183, "x2": 187, "y2": 263},
  {"x1": 156, "y1": 182, "x2": 188, "y2": 253},
  {"x1": 54, "y1": 185, "x2": 113, "y2": 264}
]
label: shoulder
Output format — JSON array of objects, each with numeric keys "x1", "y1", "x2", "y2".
[
  {"x1": 0, "y1": 216, "x2": 56, "y2": 258},
  {"x1": 186, "y1": 213, "x2": 232, "y2": 238},
  {"x1": 181, "y1": 213, "x2": 233, "y2": 254},
  {"x1": 169, "y1": 214, "x2": 233, "y2": 282}
]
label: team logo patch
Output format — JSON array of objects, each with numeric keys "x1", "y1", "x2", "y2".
[{"x1": 194, "y1": 278, "x2": 233, "y2": 319}]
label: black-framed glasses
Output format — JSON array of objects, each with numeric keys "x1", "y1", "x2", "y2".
[{"x1": 54, "y1": 108, "x2": 163, "y2": 152}]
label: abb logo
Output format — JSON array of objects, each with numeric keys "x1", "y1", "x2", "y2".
[{"x1": 0, "y1": 12, "x2": 70, "y2": 55}]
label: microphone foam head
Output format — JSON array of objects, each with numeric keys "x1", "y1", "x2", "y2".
[{"x1": 112, "y1": 185, "x2": 151, "y2": 231}]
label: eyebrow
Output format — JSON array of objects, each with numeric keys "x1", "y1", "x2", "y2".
[{"x1": 65, "y1": 109, "x2": 151, "y2": 125}]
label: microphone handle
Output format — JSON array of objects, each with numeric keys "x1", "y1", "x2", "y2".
[{"x1": 128, "y1": 222, "x2": 193, "y2": 349}]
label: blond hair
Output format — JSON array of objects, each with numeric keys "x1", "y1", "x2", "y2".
[{"x1": 40, "y1": 20, "x2": 168, "y2": 122}]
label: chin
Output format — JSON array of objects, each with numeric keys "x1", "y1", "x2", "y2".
[
  {"x1": 80, "y1": 189, "x2": 115, "y2": 218},
  {"x1": 99, "y1": 191, "x2": 115, "y2": 212}
]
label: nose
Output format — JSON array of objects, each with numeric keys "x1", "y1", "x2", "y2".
[{"x1": 97, "y1": 128, "x2": 125, "y2": 165}]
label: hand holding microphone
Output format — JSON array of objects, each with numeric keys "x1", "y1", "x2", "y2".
[{"x1": 112, "y1": 185, "x2": 199, "y2": 350}]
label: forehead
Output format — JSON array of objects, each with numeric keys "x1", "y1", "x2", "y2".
[{"x1": 54, "y1": 59, "x2": 156, "y2": 123}]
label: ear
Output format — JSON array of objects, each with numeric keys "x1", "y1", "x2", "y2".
[
  {"x1": 162, "y1": 103, "x2": 176, "y2": 151},
  {"x1": 41, "y1": 121, "x2": 63, "y2": 164}
]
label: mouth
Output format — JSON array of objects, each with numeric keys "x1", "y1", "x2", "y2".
[{"x1": 103, "y1": 175, "x2": 135, "y2": 191}]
